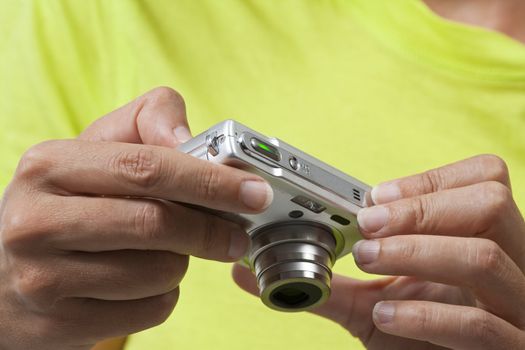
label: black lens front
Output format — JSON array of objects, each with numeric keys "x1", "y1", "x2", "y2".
[{"x1": 269, "y1": 282, "x2": 322, "y2": 309}]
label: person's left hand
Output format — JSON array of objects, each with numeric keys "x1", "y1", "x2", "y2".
[{"x1": 233, "y1": 154, "x2": 525, "y2": 349}]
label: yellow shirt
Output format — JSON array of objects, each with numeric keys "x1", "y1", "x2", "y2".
[{"x1": 1, "y1": 1, "x2": 524, "y2": 349}]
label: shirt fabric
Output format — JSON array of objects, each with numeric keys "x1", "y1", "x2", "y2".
[{"x1": 1, "y1": 1, "x2": 524, "y2": 350}]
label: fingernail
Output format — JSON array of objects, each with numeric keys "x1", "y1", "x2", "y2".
[
  {"x1": 371, "y1": 182, "x2": 401, "y2": 204},
  {"x1": 352, "y1": 240, "x2": 380, "y2": 265},
  {"x1": 373, "y1": 302, "x2": 395, "y2": 324},
  {"x1": 173, "y1": 126, "x2": 192, "y2": 143},
  {"x1": 239, "y1": 181, "x2": 273, "y2": 210},
  {"x1": 228, "y1": 230, "x2": 250, "y2": 260},
  {"x1": 357, "y1": 206, "x2": 389, "y2": 233}
]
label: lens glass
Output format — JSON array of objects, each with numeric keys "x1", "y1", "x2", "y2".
[{"x1": 269, "y1": 282, "x2": 322, "y2": 309}]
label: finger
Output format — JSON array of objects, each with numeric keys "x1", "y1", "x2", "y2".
[
  {"x1": 231, "y1": 263, "x2": 259, "y2": 295},
  {"x1": 371, "y1": 154, "x2": 511, "y2": 204},
  {"x1": 17, "y1": 140, "x2": 273, "y2": 213},
  {"x1": 311, "y1": 275, "x2": 397, "y2": 340},
  {"x1": 357, "y1": 181, "x2": 525, "y2": 264},
  {"x1": 353, "y1": 235, "x2": 525, "y2": 327},
  {"x1": 311, "y1": 275, "x2": 453, "y2": 348},
  {"x1": 17, "y1": 251, "x2": 187, "y2": 303},
  {"x1": 231, "y1": 264, "x2": 461, "y2": 346},
  {"x1": 372, "y1": 301, "x2": 524, "y2": 350},
  {"x1": 39, "y1": 196, "x2": 250, "y2": 262},
  {"x1": 79, "y1": 87, "x2": 191, "y2": 147},
  {"x1": 231, "y1": 264, "x2": 387, "y2": 339},
  {"x1": 46, "y1": 288, "x2": 180, "y2": 344}
]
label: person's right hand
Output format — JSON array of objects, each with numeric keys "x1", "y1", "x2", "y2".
[
  {"x1": 234, "y1": 155, "x2": 525, "y2": 350},
  {"x1": 0, "y1": 87, "x2": 273, "y2": 350}
]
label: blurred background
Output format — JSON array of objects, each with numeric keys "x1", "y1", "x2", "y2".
[{"x1": 1, "y1": 1, "x2": 524, "y2": 349}]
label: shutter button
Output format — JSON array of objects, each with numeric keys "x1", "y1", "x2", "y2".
[{"x1": 206, "y1": 133, "x2": 224, "y2": 157}]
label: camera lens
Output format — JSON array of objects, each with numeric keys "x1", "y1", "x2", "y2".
[
  {"x1": 248, "y1": 222, "x2": 336, "y2": 312},
  {"x1": 270, "y1": 282, "x2": 322, "y2": 309}
]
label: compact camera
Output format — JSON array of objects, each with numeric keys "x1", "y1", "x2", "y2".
[{"x1": 178, "y1": 120, "x2": 370, "y2": 312}]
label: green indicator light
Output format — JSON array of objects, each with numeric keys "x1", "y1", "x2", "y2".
[
  {"x1": 250, "y1": 137, "x2": 281, "y2": 161},
  {"x1": 258, "y1": 143, "x2": 272, "y2": 153}
]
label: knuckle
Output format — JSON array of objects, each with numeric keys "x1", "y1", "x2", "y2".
[
  {"x1": 478, "y1": 154, "x2": 510, "y2": 185},
  {"x1": 17, "y1": 315, "x2": 64, "y2": 342},
  {"x1": 110, "y1": 148, "x2": 164, "y2": 189},
  {"x1": 410, "y1": 196, "x2": 434, "y2": 233},
  {"x1": 194, "y1": 165, "x2": 221, "y2": 202},
  {"x1": 15, "y1": 141, "x2": 60, "y2": 180},
  {"x1": 1, "y1": 211, "x2": 30, "y2": 250},
  {"x1": 32, "y1": 312, "x2": 82, "y2": 342},
  {"x1": 134, "y1": 201, "x2": 168, "y2": 240},
  {"x1": 15, "y1": 264, "x2": 60, "y2": 311},
  {"x1": 0, "y1": 209, "x2": 48, "y2": 253},
  {"x1": 200, "y1": 215, "x2": 220, "y2": 254},
  {"x1": 31, "y1": 317, "x2": 60, "y2": 340},
  {"x1": 396, "y1": 239, "x2": 422, "y2": 262},
  {"x1": 412, "y1": 304, "x2": 435, "y2": 333},
  {"x1": 482, "y1": 181, "x2": 513, "y2": 219},
  {"x1": 146, "y1": 86, "x2": 185, "y2": 106},
  {"x1": 470, "y1": 240, "x2": 505, "y2": 277},
  {"x1": 420, "y1": 169, "x2": 446, "y2": 193}
]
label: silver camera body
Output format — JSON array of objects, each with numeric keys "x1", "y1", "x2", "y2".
[{"x1": 178, "y1": 120, "x2": 370, "y2": 312}]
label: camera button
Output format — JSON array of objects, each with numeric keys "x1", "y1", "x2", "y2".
[
  {"x1": 289, "y1": 156, "x2": 299, "y2": 170},
  {"x1": 250, "y1": 138, "x2": 281, "y2": 162}
]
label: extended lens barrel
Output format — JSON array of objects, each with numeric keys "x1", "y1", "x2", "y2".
[{"x1": 248, "y1": 222, "x2": 336, "y2": 312}]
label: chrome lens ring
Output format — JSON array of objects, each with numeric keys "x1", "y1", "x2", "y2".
[{"x1": 249, "y1": 222, "x2": 336, "y2": 312}]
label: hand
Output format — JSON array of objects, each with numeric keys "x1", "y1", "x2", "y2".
[
  {"x1": 233, "y1": 155, "x2": 525, "y2": 349},
  {"x1": 0, "y1": 87, "x2": 273, "y2": 350}
]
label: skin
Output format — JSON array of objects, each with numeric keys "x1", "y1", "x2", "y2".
[
  {"x1": 424, "y1": 0, "x2": 525, "y2": 44},
  {"x1": 234, "y1": 154, "x2": 525, "y2": 349},
  {"x1": 1, "y1": 2, "x2": 524, "y2": 350},
  {"x1": 234, "y1": 2, "x2": 525, "y2": 348},
  {"x1": 0, "y1": 87, "x2": 273, "y2": 349}
]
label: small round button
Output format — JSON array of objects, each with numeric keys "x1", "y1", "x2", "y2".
[
  {"x1": 288, "y1": 210, "x2": 304, "y2": 218},
  {"x1": 289, "y1": 156, "x2": 299, "y2": 170}
]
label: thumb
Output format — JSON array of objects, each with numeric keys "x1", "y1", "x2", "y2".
[
  {"x1": 79, "y1": 87, "x2": 192, "y2": 147},
  {"x1": 231, "y1": 263, "x2": 389, "y2": 338}
]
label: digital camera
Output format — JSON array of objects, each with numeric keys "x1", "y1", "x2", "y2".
[{"x1": 177, "y1": 120, "x2": 371, "y2": 312}]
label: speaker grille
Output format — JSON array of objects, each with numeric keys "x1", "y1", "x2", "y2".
[{"x1": 352, "y1": 188, "x2": 361, "y2": 202}]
